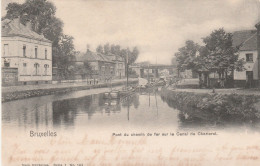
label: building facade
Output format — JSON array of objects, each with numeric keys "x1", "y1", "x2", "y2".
[
  {"x1": 106, "y1": 53, "x2": 125, "y2": 78},
  {"x1": 2, "y1": 18, "x2": 52, "y2": 86},
  {"x1": 256, "y1": 22, "x2": 260, "y2": 87},
  {"x1": 83, "y1": 50, "x2": 116, "y2": 81},
  {"x1": 233, "y1": 30, "x2": 258, "y2": 87}
]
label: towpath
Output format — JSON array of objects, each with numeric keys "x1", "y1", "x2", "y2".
[{"x1": 2, "y1": 78, "x2": 137, "y2": 93}]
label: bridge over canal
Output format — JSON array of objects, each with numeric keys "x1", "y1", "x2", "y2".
[{"x1": 129, "y1": 64, "x2": 176, "y2": 78}]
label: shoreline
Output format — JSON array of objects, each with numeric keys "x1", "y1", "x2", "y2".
[
  {"x1": 160, "y1": 88, "x2": 260, "y2": 123},
  {"x1": 2, "y1": 79, "x2": 138, "y2": 103}
]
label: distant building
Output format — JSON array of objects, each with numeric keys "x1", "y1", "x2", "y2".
[
  {"x1": 1, "y1": 18, "x2": 52, "y2": 86},
  {"x1": 129, "y1": 62, "x2": 176, "y2": 79},
  {"x1": 179, "y1": 69, "x2": 193, "y2": 79},
  {"x1": 106, "y1": 53, "x2": 125, "y2": 78},
  {"x1": 82, "y1": 49, "x2": 116, "y2": 81},
  {"x1": 233, "y1": 30, "x2": 258, "y2": 87}
]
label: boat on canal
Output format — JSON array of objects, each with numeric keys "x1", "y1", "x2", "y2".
[
  {"x1": 104, "y1": 52, "x2": 136, "y2": 99},
  {"x1": 104, "y1": 87, "x2": 136, "y2": 99}
]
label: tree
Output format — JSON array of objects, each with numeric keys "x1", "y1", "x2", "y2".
[
  {"x1": 119, "y1": 47, "x2": 139, "y2": 65},
  {"x1": 71, "y1": 60, "x2": 93, "y2": 79},
  {"x1": 3, "y1": 3, "x2": 23, "y2": 20},
  {"x1": 96, "y1": 45, "x2": 104, "y2": 54},
  {"x1": 111, "y1": 44, "x2": 121, "y2": 55},
  {"x1": 130, "y1": 47, "x2": 139, "y2": 64},
  {"x1": 174, "y1": 28, "x2": 245, "y2": 88},
  {"x1": 3, "y1": 0, "x2": 57, "y2": 34},
  {"x1": 3, "y1": 0, "x2": 77, "y2": 79},
  {"x1": 42, "y1": 17, "x2": 63, "y2": 47},
  {"x1": 53, "y1": 34, "x2": 77, "y2": 79},
  {"x1": 202, "y1": 28, "x2": 245, "y2": 80},
  {"x1": 104, "y1": 43, "x2": 110, "y2": 55},
  {"x1": 175, "y1": 40, "x2": 200, "y2": 73}
]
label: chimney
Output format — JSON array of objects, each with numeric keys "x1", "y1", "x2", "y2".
[
  {"x1": 86, "y1": 44, "x2": 90, "y2": 53},
  {"x1": 26, "y1": 21, "x2": 32, "y2": 30},
  {"x1": 13, "y1": 17, "x2": 21, "y2": 28},
  {"x1": 256, "y1": 22, "x2": 260, "y2": 87}
]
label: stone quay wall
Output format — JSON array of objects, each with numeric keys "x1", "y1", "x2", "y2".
[{"x1": 2, "y1": 80, "x2": 138, "y2": 102}]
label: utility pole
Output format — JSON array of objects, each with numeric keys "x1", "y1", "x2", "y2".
[
  {"x1": 126, "y1": 49, "x2": 129, "y2": 87},
  {"x1": 148, "y1": 64, "x2": 150, "y2": 84}
]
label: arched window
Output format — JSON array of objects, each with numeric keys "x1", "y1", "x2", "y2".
[
  {"x1": 34, "y1": 63, "x2": 40, "y2": 75},
  {"x1": 44, "y1": 64, "x2": 49, "y2": 75}
]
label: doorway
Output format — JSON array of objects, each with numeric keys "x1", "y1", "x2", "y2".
[{"x1": 246, "y1": 71, "x2": 253, "y2": 88}]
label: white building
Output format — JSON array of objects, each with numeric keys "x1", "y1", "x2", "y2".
[
  {"x1": 1, "y1": 18, "x2": 52, "y2": 86},
  {"x1": 233, "y1": 30, "x2": 258, "y2": 87}
]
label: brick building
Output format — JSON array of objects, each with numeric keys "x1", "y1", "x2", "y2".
[{"x1": 81, "y1": 50, "x2": 116, "y2": 81}]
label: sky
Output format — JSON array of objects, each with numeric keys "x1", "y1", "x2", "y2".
[{"x1": 2, "y1": 0, "x2": 260, "y2": 64}]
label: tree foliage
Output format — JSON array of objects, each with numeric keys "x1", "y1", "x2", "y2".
[
  {"x1": 3, "y1": 0, "x2": 77, "y2": 79},
  {"x1": 175, "y1": 40, "x2": 200, "y2": 72},
  {"x1": 104, "y1": 43, "x2": 110, "y2": 55},
  {"x1": 53, "y1": 35, "x2": 77, "y2": 79},
  {"x1": 173, "y1": 28, "x2": 245, "y2": 87},
  {"x1": 202, "y1": 28, "x2": 245, "y2": 77},
  {"x1": 95, "y1": 43, "x2": 139, "y2": 65},
  {"x1": 96, "y1": 45, "x2": 104, "y2": 54}
]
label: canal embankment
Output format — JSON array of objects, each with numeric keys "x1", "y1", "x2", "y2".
[
  {"x1": 2, "y1": 78, "x2": 138, "y2": 102},
  {"x1": 160, "y1": 88, "x2": 260, "y2": 125}
]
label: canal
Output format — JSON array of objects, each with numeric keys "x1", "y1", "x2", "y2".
[
  {"x1": 2, "y1": 88, "x2": 260, "y2": 166},
  {"x1": 2, "y1": 88, "x2": 260, "y2": 133}
]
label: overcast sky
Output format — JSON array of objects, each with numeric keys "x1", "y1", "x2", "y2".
[{"x1": 2, "y1": 0, "x2": 260, "y2": 64}]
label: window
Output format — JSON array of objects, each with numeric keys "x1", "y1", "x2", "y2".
[
  {"x1": 44, "y1": 64, "x2": 49, "y2": 75},
  {"x1": 23, "y1": 45, "x2": 26, "y2": 57},
  {"x1": 246, "y1": 54, "x2": 253, "y2": 62},
  {"x1": 101, "y1": 66, "x2": 105, "y2": 74},
  {"x1": 4, "y1": 62, "x2": 10, "y2": 67},
  {"x1": 23, "y1": 63, "x2": 27, "y2": 75},
  {"x1": 3, "y1": 58, "x2": 10, "y2": 67},
  {"x1": 4, "y1": 44, "x2": 9, "y2": 56},
  {"x1": 34, "y1": 63, "x2": 39, "y2": 75},
  {"x1": 110, "y1": 67, "x2": 114, "y2": 74},
  {"x1": 35, "y1": 46, "x2": 38, "y2": 58},
  {"x1": 45, "y1": 49, "x2": 47, "y2": 59}
]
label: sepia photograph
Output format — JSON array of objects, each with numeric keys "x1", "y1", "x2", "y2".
[{"x1": 1, "y1": 0, "x2": 260, "y2": 165}]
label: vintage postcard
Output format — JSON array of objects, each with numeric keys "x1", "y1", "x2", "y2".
[{"x1": 1, "y1": 0, "x2": 260, "y2": 165}]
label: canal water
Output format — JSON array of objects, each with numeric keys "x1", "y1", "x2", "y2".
[
  {"x1": 2, "y1": 88, "x2": 260, "y2": 166},
  {"x1": 2, "y1": 88, "x2": 260, "y2": 133}
]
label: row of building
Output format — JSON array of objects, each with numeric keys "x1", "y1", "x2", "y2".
[
  {"x1": 1, "y1": 18, "x2": 126, "y2": 86},
  {"x1": 1, "y1": 18, "x2": 260, "y2": 87},
  {"x1": 73, "y1": 50, "x2": 125, "y2": 81}
]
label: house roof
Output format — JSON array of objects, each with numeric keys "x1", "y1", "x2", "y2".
[
  {"x1": 105, "y1": 53, "x2": 124, "y2": 62},
  {"x1": 232, "y1": 30, "x2": 257, "y2": 51},
  {"x1": 78, "y1": 51, "x2": 115, "y2": 63},
  {"x1": 1, "y1": 18, "x2": 51, "y2": 43}
]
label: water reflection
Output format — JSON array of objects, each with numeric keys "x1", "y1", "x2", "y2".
[
  {"x1": 2, "y1": 88, "x2": 260, "y2": 132},
  {"x1": 2, "y1": 91, "x2": 147, "y2": 130},
  {"x1": 2, "y1": 98, "x2": 53, "y2": 130}
]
